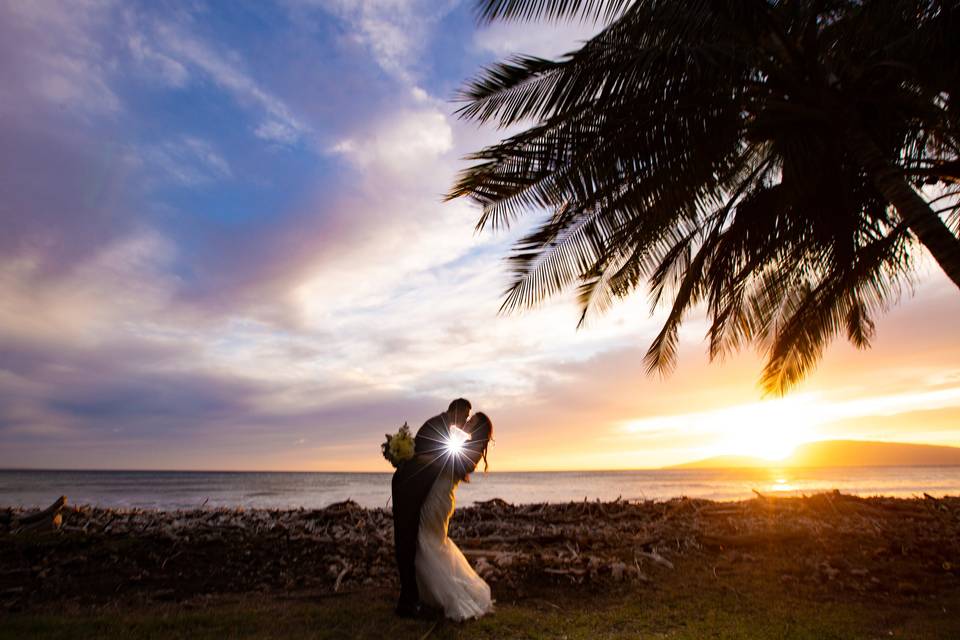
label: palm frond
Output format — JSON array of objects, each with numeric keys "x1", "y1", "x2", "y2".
[
  {"x1": 759, "y1": 227, "x2": 914, "y2": 394},
  {"x1": 475, "y1": 0, "x2": 635, "y2": 24},
  {"x1": 451, "y1": 0, "x2": 959, "y2": 393}
]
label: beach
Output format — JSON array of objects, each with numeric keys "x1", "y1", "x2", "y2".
[{"x1": 3, "y1": 492, "x2": 960, "y2": 638}]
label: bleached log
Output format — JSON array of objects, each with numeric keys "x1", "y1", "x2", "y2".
[
  {"x1": 334, "y1": 563, "x2": 351, "y2": 592},
  {"x1": 700, "y1": 532, "x2": 806, "y2": 548},
  {"x1": 637, "y1": 550, "x2": 674, "y2": 569},
  {"x1": 14, "y1": 496, "x2": 67, "y2": 532},
  {"x1": 543, "y1": 567, "x2": 586, "y2": 576},
  {"x1": 17, "y1": 496, "x2": 67, "y2": 526}
]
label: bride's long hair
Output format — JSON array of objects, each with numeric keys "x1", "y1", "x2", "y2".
[{"x1": 466, "y1": 412, "x2": 494, "y2": 473}]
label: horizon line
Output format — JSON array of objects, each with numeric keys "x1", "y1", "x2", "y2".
[
  {"x1": 0, "y1": 438, "x2": 960, "y2": 474},
  {"x1": 5, "y1": 438, "x2": 960, "y2": 475}
]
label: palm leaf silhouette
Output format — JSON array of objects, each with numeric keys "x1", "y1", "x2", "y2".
[{"x1": 451, "y1": 0, "x2": 960, "y2": 394}]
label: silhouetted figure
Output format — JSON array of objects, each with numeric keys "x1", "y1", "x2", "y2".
[{"x1": 391, "y1": 398, "x2": 471, "y2": 618}]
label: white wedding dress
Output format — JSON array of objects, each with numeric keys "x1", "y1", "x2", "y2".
[{"x1": 415, "y1": 472, "x2": 493, "y2": 621}]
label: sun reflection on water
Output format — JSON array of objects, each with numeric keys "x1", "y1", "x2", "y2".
[{"x1": 769, "y1": 477, "x2": 797, "y2": 492}]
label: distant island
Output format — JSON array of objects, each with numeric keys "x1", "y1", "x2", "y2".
[{"x1": 671, "y1": 440, "x2": 960, "y2": 469}]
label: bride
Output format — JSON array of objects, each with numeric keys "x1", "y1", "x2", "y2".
[{"x1": 415, "y1": 412, "x2": 494, "y2": 621}]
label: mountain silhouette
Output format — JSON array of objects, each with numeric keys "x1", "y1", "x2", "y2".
[{"x1": 671, "y1": 440, "x2": 960, "y2": 469}]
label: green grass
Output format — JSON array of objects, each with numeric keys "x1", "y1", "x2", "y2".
[{"x1": 5, "y1": 574, "x2": 960, "y2": 640}]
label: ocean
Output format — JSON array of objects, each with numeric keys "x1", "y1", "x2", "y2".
[{"x1": 2, "y1": 467, "x2": 959, "y2": 511}]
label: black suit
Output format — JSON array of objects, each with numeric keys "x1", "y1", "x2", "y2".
[{"x1": 392, "y1": 412, "x2": 450, "y2": 611}]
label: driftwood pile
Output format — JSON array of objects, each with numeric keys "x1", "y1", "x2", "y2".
[
  {"x1": 2, "y1": 491, "x2": 958, "y2": 609},
  {"x1": 697, "y1": 490, "x2": 960, "y2": 592}
]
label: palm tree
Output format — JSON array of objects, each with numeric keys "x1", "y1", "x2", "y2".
[{"x1": 448, "y1": 0, "x2": 960, "y2": 394}]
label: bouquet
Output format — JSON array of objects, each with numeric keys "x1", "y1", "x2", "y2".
[{"x1": 381, "y1": 422, "x2": 415, "y2": 468}]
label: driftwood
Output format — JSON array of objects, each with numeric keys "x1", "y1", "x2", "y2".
[
  {"x1": 13, "y1": 496, "x2": 67, "y2": 533},
  {"x1": 1, "y1": 491, "x2": 958, "y2": 608},
  {"x1": 700, "y1": 532, "x2": 808, "y2": 548},
  {"x1": 637, "y1": 550, "x2": 674, "y2": 569},
  {"x1": 334, "y1": 563, "x2": 351, "y2": 592}
]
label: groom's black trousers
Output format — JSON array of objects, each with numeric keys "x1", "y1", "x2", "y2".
[{"x1": 392, "y1": 458, "x2": 440, "y2": 610}]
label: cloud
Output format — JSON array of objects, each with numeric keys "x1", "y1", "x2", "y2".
[
  {"x1": 0, "y1": 0, "x2": 120, "y2": 115},
  {"x1": 0, "y1": 118, "x2": 144, "y2": 276},
  {"x1": 0, "y1": 319, "x2": 474, "y2": 469},
  {"x1": 309, "y1": 0, "x2": 455, "y2": 84},
  {"x1": 473, "y1": 19, "x2": 600, "y2": 59},
  {"x1": 1, "y1": 0, "x2": 958, "y2": 474},
  {"x1": 146, "y1": 18, "x2": 309, "y2": 145},
  {"x1": 143, "y1": 136, "x2": 233, "y2": 186},
  {"x1": 330, "y1": 108, "x2": 453, "y2": 172},
  {"x1": 255, "y1": 120, "x2": 302, "y2": 145},
  {"x1": 0, "y1": 231, "x2": 175, "y2": 346},
  {"x1": 127, "y1": 31, "x2": 190, "y2": 87}
]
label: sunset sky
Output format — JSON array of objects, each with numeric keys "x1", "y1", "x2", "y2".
[{"x1": 2, "y1": 1, "x2": 958, "y2": 472}]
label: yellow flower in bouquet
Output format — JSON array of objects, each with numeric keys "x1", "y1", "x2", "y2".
[{"x1": 382, "y1": 422, "x2": 415, "y2": 468}]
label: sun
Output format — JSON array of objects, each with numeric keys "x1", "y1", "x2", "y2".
[
  {"x1": 707, "y1": 395, "x2": 819, "y2": 461},
  {"x1": 624, "y1": 393, "x2": 822, "y2": 463}
]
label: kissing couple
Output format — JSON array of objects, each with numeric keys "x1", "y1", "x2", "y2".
[{"x1": 389, "y1": 398, "x2": 494, "y2": 621}]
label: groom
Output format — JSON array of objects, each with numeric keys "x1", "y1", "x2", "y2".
[{"x1": 392, "y1": 398, "x2": 472, "y2": 618}]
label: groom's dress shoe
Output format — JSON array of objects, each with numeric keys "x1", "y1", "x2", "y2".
[{"x1": 416, "y1": 603, "x2": 442, "y2": 620}]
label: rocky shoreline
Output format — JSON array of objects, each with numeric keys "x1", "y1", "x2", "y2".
[{"x1": 3, "y1": 492, "x2": 959, "y2": 612}]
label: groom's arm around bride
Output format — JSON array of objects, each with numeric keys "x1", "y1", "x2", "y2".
[{"x1": 391, "y1": 398, "x2": 472, "y2": 617}]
